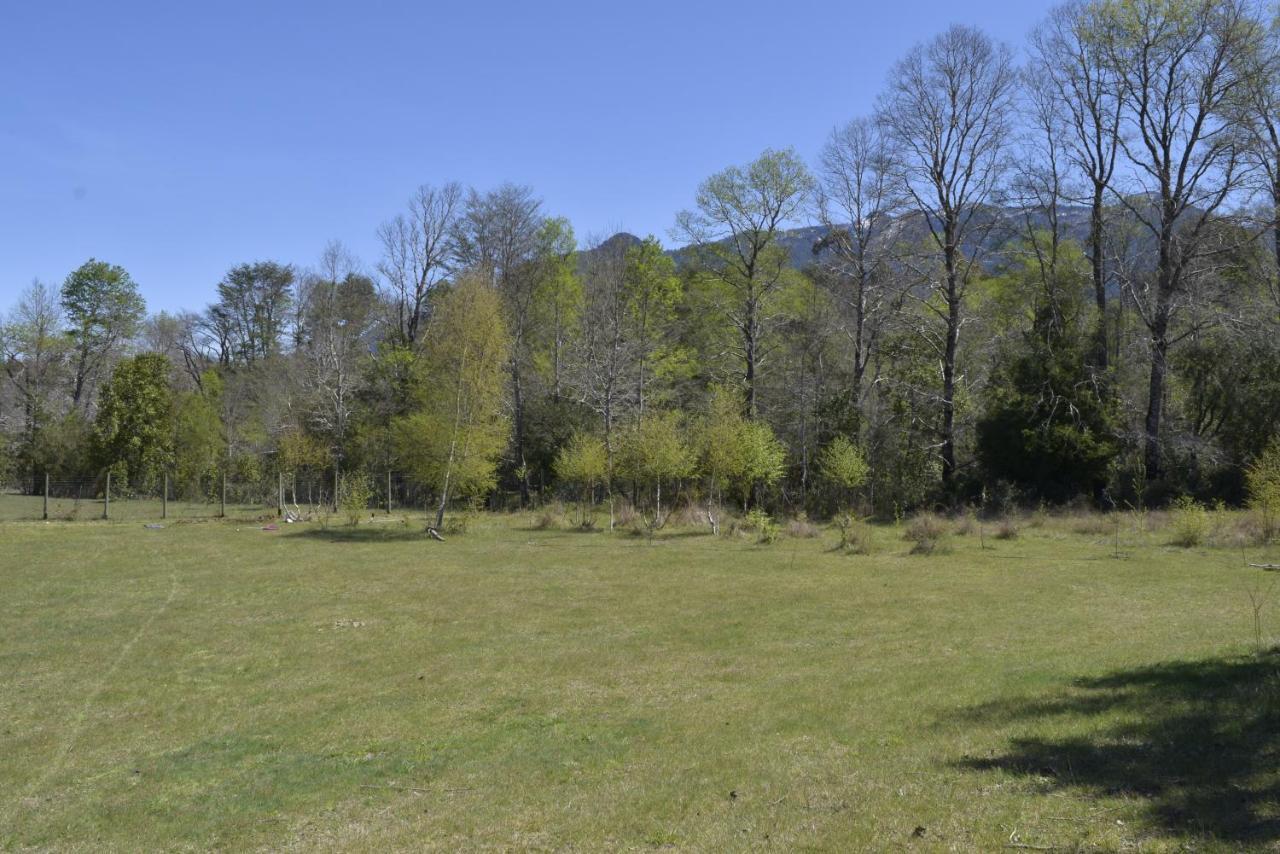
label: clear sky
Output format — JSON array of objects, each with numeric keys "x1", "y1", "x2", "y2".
[{"x1": 0, "y1": 0, "x2": 1053, "y2": 314}]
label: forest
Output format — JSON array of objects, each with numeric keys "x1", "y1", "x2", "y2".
[{"x1": 5, "y1": 0, "x2": 1280, "y2": 525}]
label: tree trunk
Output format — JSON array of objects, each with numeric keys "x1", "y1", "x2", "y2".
[
  {"x1": 744, "y1": 296, "x2": 758, "y2": 418},
  {"x1": 511, "y1": 358, "x2": 530, "y2": 506},
  {"x1": 1089, "y1": 184, "x2": 1109, "y2": 371},
  {"x1": 941, "y1": 241, "x2": 961, "y2": 491},
  {"x1": 1143, "y1": 261, "x2": 1175, "y2": 483},
  {"x1": 1144, "y1": 313, "x2": 1170, "y2": 484}
]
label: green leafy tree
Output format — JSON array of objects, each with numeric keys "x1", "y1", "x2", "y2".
[
  {"x1": 61, "y1": 259, "x2": 146, "y2": 409},
  {"x1": 624, "y1": 237, "x2": 682, "y2": 415},
  {"x1": 976, "y1": 337, "x2": 1118, "y2": 504},
  {"x1": 531, "y1": 217, "x2": 581, "y2": 399},
  {"x1": 617, "y1": 409, "x2": 694, "y2": 525},
  {"x1": 975, "y1": 240, "x2": 1119, "y2": 504},
  {"x1": 1247, "y1": 439, "x2": 1280, "y2": 541},
  {"x1": 554, "y1": 431, "x2": 608, "y2": 526},
  {"x1": 697, "y1": 386, "x2": 787, "y2": 509},
  {"x1": 212, "y1": 261, "x2": 294, "y2": 364},
  {"x1": 818, "y1": 435, "x2": 870, "y2": 509},
  {"x1": 91, "y1": 353, "x2": 174, "y2": 492},
  {"x1": 394, "y1": 274, "x2": 510, "y2": 530},
  {"x1": 675, "y1": 148, "x2": 813, "y2": 417},
  {"x1": 172, "y1": 370, "x2": 226, "y2": 498}
]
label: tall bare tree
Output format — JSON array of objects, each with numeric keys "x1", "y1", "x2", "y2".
[
  {"x1": 377, "y1": 182, "x2": 463, "y2": 345},
  {"x1": 1, "y1": 281, "x2": 67, "y2": 481},
  {"x1": 877, "y1": 24, "x2": 1017, "y2": 489},
  {"x1": 1031, "y1": 1, "x2": 1124, "y2": 367},
  {"x1": 815, "y1": 117, "x2": 906, "y2": 416},
  {"x1": 1236, "y1": 8, "x2": 1280, "y2": 312},
  {"x1": 298, "y1": 242, "x2": 376, "y2": 460},
  {"x1": 1098, "y1": 0, "x2": 1261, "y2": 481}
]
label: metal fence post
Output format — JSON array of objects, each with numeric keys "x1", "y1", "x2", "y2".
[
  {"x1": 386, "y1": 470, "x2": 392, "y2": 515},
  {"x1": 162, "y1": 473, "x2": 168, "y2": 520},
  {"x1": 220, "y1": 472, "x2": 227, "y2": 518},
  {"x1": 103, "y1": 471, "x2": 110, "y2": 520},
  {"x1": 333, "y1": 466, "x2": 340, "y2": 511},
  {"x1": 43, "y1": 473, "x2": 49, "y2": 520},
  {"x1": 278, "y1": 471, "x2": 283, "y2": 517}
]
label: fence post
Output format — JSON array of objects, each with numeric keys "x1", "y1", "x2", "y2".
[
  {"x1": 333, "y1": 466, "x2": 340, "y2": 511},
  {"x1": 220, "y1": 472, "x2": 227, "y2": 518},
  {"x1": 43, "y1": 473, "x2": 49, "y2": 520},
  {"x1": 162, "y1": 473, "x2": 168, "y2": 520},
  {"x1": 386, "y1": 470, "x2": 392, "y2": 515},
  {"x1": 278, "y1": 471, "x2": 283, "y2": 517},
  {"x1": 103, "y1": 471, "x2": 110, "y2": 520}
]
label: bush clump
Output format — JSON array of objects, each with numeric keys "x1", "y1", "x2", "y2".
[
  {"x1": 1247, "y1": 440, "x2": 1280, "y2": 543},
  {"x1": 743, "y1": 508, "x2": 780, "y2": 544},
  {"x1": 1169, "y1": 496, "x2": 1211, "y2": 548},
  {"x1": 784, "y1": 513, "x2": 821, "y2": 539},
  {"x1": 994, "y1": 517, "x2": 1020, "y2": 540},
  {"x1": 337, "y1": 473, "x2": 374, "y2": 526},
  {"x1": 904, "y1": 513, "x2": 948, "y2": 554},
  {"x1": 834, "y1": 512, "x2": 875, "y2": 554}
]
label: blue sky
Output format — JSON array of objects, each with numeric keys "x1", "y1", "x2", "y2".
[{"x1": 0, "y1": 0, "x2": 1052, "y2": 314}]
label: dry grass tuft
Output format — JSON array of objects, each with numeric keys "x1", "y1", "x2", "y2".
[{"x1": 904, "y1": 513, "x2": 949, "y2": 555}]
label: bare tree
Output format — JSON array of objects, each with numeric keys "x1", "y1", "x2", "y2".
[
  {"x1": 1010, "y1": 59, "x2": 1074, "y2": 339},
  {"x1": 1030, "y1": 1, "x2": 1124, "y2": 367},
  {"x1": 297, "y1": 241, "x2": 375, "y2": 461},
  {"x1": 1099, "y1": 0, "x2": 1261, "y2": 480},
  {"x1": 377, "y1": 182, "x2": 463, "y2": 345},
  {"x1": 1236, "y1": 9, "x2": 1280, "y2": 312},
  {"x1": 1, "y1": 281, "x2": 67, "y2": 481},
  {"x1": 568, "y1": 233, "x2": 634, "y2": 467},
  {"x1": 877, "y1": 24, "x2": 1017, "y2": 490},
  {"x1": 815, "y1": 117, "x2": 906, "y2": 416},
  {"x1": 675, "y1": 148, "x2": 813, "y2": 418}
]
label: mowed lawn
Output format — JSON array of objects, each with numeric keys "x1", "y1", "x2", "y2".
[{"x1": 2, "y1": 515, "x2": 1278, "y2": 851}]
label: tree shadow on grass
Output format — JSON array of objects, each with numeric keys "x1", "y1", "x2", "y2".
[
  {"x1": 954, "y1": 649, "x2": 1280, "y2": 845},
  {"x1": 288, "y1": 525, "x2": 428, "y2": 543}
]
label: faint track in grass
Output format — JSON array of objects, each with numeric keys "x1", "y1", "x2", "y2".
[{"x1": 3, "y1": 568, "x2": 180, "y2": 825}]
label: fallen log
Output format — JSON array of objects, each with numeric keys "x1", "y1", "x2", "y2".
[{"x1": 1249, "y1": 563, "x2": 1280, "y2": 571}]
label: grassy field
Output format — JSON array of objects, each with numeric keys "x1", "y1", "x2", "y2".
[{"x1": 2, "y1": 511, "x2": 1278, "y2": 851}]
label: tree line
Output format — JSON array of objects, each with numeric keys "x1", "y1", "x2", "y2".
[{"x1": 5, "y1": 0, "x2": 1280, "y2": 523}]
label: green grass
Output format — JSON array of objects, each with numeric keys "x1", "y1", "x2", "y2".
[{"x1": 1, "y1": 513, "x2": 1278, "y2": 851}]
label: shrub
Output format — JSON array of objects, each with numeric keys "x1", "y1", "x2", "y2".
[
  {"x1": 669, "y1": 502, "x2": 715, "y2": 529},
  {"x1": 337, "y1": 473, "x2": 374, "y2": 526},
  {"x1": 784, "y1": 514, "x2": 821, "y2": 539},
  {"x1": 554, "y1": 432, "x2": 608, "y2": 527},
  {"x1": 834, "y1": 512, "x2": 874, "y2": 554},
  {"x1": 534, "y1": 502, "x2": 566, "y2": 530},
  {"x1": 904, "y1": 513, "x2": 948, "y2": 554},
  {"x1": 1247, "y1": 440, "x2": 1280, "y2": 542},
  {"x1": 818, "y1": 435, "x2": 869, "y2": 498},
  {"x1": 443, "y1": 513, "x2": 472, "y2": 535},
  {"x1": 994, "y1": 517, "x2": 1020, "y2": 540},
  {"x1": 1169, "y1": 496, "x2": 1210, "y2": 548},
  {"x1": 1070, "y1": 513, "x2": 1112, "y2": 536},
  {"x1": 743, "y1": 508, "x2": 780, "y2": 545}
]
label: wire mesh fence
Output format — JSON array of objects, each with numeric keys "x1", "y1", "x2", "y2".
[
  {"x1": 0, "y1": 464, "x2": 549, "y2": 524},
  {"x1": 0, "y1": 471, "x2": 460, "y2": 523}
]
